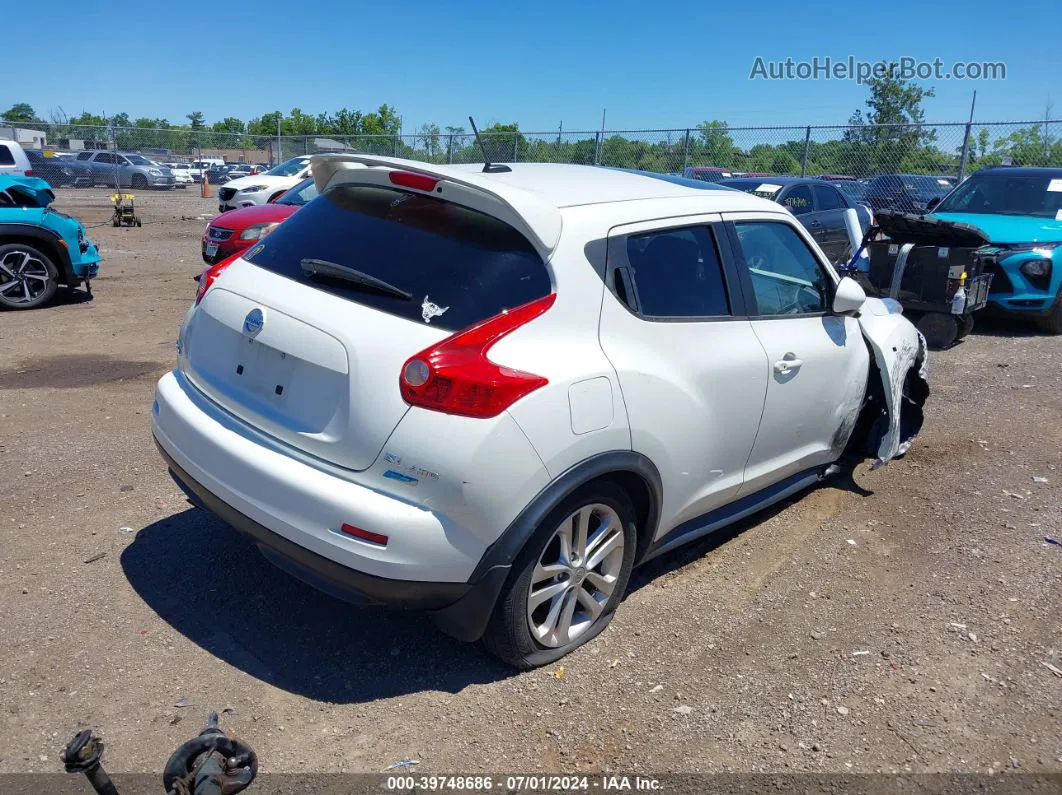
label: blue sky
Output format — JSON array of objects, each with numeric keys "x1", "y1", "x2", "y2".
[{"x1": 5, "y1": 0, "x2": 1060, "y2": 132}]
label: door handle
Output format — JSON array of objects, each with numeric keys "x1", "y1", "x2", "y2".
[
  {"x1": 774, "y1": 356, "x2": 804, "y2": 374},
  {"x1": 809, "y1": 220, "x2": 823, "y2": 227}
]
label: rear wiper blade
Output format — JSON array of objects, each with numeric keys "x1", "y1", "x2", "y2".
[{"x1": 300, "y1": 258, "x2": 412, "y2": 300}]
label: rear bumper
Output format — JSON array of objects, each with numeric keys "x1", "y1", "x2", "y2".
[
  {"x1": 150, "y1": 370, "x2": 509, "y2": 640},
  {"x1": 159, "y1": 439, "x2": 508, "y2": 641}
]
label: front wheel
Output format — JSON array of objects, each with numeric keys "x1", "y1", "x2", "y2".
[
  {"x1": 0, "y1": 243, "x2": 59, "y2": 310},
  {"x1": 481, "y1": 481, "x2": 637, "y2": 669},
  {"x1": 131, "y1": 174, "x2": 148, "y2": 190}
]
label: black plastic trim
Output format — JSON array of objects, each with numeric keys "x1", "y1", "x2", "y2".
[
  {"x1": 644, "y1": 465, "x2": 829, "y2": 561},
  {"x1": 471, "y1": 450, "x2": 663, "y2": 579},
  {"x1": 0, "y1": 222, "x2": 76, "y2": 284},
  {"x1": 156, "y1": 437, "x2": 508, "y2": 642}
]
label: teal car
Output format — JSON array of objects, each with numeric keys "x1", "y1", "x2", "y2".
[
  {"x1": 930, "y1": 166, "x2": 1062, "y2": 333},
  {"x1": 0, "y1": 175, "x2": 101, "y2": 310}
]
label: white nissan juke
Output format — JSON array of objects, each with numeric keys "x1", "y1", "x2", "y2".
[{"x1": 152, "y1": 155, "x2": 929, "y2": 668}]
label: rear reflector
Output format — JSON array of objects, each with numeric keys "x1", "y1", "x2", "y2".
[
  {"x1": 388, "y1": 171, "x2": 439, "y2": 192},
  {"x1": 399, "y1": 293, "x2": 556, "y2": 418},
  {"x1": 340, "y1": 523, "x2": 388, "y2": 547}
]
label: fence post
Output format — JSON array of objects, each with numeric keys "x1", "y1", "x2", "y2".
[
  {"x1": 594, "y1": 131, "x2": 602, "y2": 165},
  {"x1": 394, "y1": 134, "x2": 399, "y2": 157},
  {"x1": 957, "y1": 121, "x2": 973, "y2": 182},
  {"x1": 447, "y1": 134, "x2": 454, "y2": 164},
  {"x1": 800, "y1": 126, "x2": 811, "y2": 177},
  {"x1": 513, "y1": 135, "x2": 519, "y2": 162},
  {"x1": 682, "y1": 129, "x2": 691, "y2": 173}
]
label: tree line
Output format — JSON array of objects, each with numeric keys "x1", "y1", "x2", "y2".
[{"x1": 3, "y1": 68, "x2": 1060, "y2": 176}]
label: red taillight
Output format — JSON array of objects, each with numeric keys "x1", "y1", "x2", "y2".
[
  {"x1": 340, "y1": 523, "x2": 388, "y2": 547},
  {"x1": 194, "y1": 253, "x2": 240, "y2": 305},
  {"x1": 388, "y1": 171, "x2": 439, "y2": 192},
  {"x1": 399, "y1": 293, "x2": 556, "y2": 418},
  {"x1": 25, "y1": 170, "x2": 34, "y2": 177}
]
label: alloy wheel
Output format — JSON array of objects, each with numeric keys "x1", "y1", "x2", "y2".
[
  {"x1": 526, "y1": 503, "x2": 625, "y2": 648},
  {"x1": 0, "y1": 249, "x2": 53, "y2": 305}
]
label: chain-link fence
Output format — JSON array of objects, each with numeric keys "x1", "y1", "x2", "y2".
[{"x1": 3, "y1": 118, "x2": 1060, "y2": 184}]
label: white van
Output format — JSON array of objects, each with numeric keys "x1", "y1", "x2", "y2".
[
  {"x1": 0, "y1": 140, "x2": 33, "y2": 178},
  {"x1": 188, "y1": 158, "x2": 224, "y2": 183}
]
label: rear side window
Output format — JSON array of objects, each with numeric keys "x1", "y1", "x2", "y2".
[
  {"x1": 813, "y1": 185, "x2": 845, "y2": 211},
  {"x1": 624, "y1": 226, "x2": 730, "y2": 318},
  {"x1": 242, "y1": 184, "x2": 551, "y2": 333},
  {"x1": 0, "y1": 146, "x2": 14, "y2": 166},
  {"x1": 781, "y1": 184, "x2": 813, "y2": 215},
  {"x1": 76, "y1": 152, "x2": 93, "y2": 160}
]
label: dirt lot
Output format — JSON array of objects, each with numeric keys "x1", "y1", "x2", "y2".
[{"x1": 0, "y1": 187, "x2": 1060, "y2": 776}]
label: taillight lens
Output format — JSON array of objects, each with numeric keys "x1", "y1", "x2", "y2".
[
  {"x1": 25, "y1": 170, "x2": 34, "y2": 177},
  {"x1": 195, "y1": 253, "x2": 240, "y2": 305},
  {"x1": 399, "y1": 293, "x2": 556, "y2": 418}
]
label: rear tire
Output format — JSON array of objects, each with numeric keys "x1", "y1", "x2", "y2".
[
  {"x1": 1035, "y1": 292, "x2": 1062, "y2": 335},
  {"x1": 0, "y1": 243, "x2": 59, "y2": 310},
  {"x1": 481, "y1": 481, "x2": 637, "y2": 669},
  {"x1": 131, "y1": 174, "x2": 148, "y2": 190}
]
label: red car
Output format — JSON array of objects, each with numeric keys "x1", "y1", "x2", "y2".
[{"x1": 201, "y1": 177, "x2": 317, "y2": 264}]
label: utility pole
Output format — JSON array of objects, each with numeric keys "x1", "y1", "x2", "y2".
[
  {"x1": 276, "y1": 114, "x2": 282, "y2": 165},
  {"x1": 957, "y1": 90, "x2": 977, "y2": 182}
]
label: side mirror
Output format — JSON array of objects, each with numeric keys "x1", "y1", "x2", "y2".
[
  {"x1": 925, "y1": 196, "x2": 941, "y2": 212},
  {"x1": 832, "y1": 276, "x2": 866, "y2": 315}
]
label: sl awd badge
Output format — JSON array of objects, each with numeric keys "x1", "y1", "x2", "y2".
[{"x1": 243, "y1": 308, "x2": 265, "y2": 337}]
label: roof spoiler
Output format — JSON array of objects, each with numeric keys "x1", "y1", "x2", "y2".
[{"x1": 309, "y1": 154, "x2": 563, "y2": 256}]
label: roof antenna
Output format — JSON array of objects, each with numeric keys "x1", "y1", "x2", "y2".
[{"x1": 469, "y1": 116, "x2": 512, "y2": 173}]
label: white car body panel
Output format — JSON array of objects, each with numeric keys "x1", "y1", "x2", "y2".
[
  {"x1": 0, "y1": 139, "x2": 32, "y2": 178},
  {"x1": 218, "y1": 162, "x2": 311, "y2": 210},
  {"x1": 856, "y1": 297, "x2": 930, "y2": 467},
  {"x1": 155, "y1": 158, "x2": 928, "y2": 605}
]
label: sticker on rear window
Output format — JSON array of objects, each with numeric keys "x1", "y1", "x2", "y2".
[
  {"x1": 756, "y1": 183, "x2": 782, "y2": 193},
  {"x1": 1048, "y1": 179, "x2": 1062, "y2": 192},
  {"x1": 421, "y1": 295, "x2": 449, "y2": 324}
]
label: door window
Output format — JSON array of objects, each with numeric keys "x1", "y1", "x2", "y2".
[
  {"x1": 623, "y1": 225, "x2": 730, "y2": 318},
  {"x1": 781, "y1": 184, "x2": 813, "y2": 215},
  {"x1": 95, "y1": 152, "x2": 115, "y2": 164},
  {"x1": 0, "y1": 145, "x2": 14, "y2": 166},
  {"x1": 733, "y1": 221, "x2": 830, "y2": 316},
  {"x1": 813, "y1": 185, "x2": 845, "y2": 211}
]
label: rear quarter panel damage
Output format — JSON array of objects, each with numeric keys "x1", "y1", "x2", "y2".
[{"x1": 856, "y1": 298, "x2": 930, "y2": 468}]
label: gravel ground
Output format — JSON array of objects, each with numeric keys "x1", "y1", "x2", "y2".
[{"x1": 0, "y1": 187, "x2": 1060, "y2": 776}]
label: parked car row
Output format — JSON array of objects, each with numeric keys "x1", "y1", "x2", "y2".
[{"x1": 718, "y1": 177, "x2": 871, "y2": 264}]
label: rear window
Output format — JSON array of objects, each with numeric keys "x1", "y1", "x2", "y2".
[
  {"x1": 242, "y1": 184, "x2": 552, "y2": 333},
  {"x1": 0, "y1": 146, "x2": 14, "y2": 166}
]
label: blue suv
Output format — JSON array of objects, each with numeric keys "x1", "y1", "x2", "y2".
[
  {"x1": 930, "y1": 166, "x2": 1062, "y2": 333},
  {"x1": 0, "y1": 175, "x2": 101, "y2": 310}
]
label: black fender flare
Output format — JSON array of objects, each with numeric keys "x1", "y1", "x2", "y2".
[
  {"x1": 0, "y1": 223, "x2": 76, "y2": 285},
  {"x1": 469, "y1": 451, "x2": 663, "y2": 581}
]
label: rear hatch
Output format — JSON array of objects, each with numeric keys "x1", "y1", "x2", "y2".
[{"x1": 180, "y1": 180, "x2": 553, "y2": 471}]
